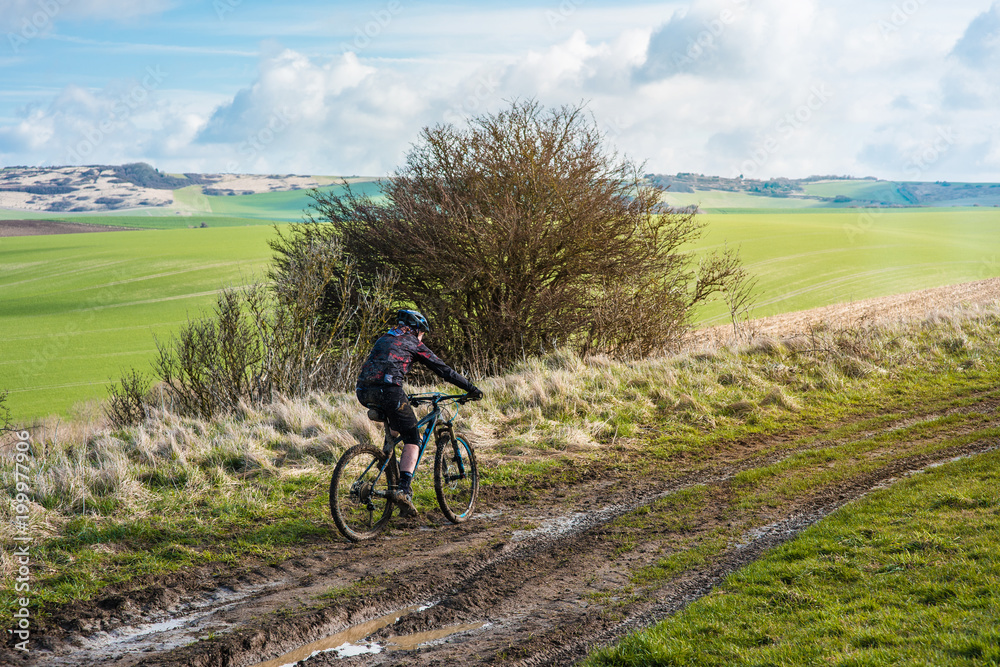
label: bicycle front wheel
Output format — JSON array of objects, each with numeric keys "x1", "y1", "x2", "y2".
[
  {"x1": 434, "y1": 433, "x2": 478, "y2": 523},
  {"x1": 330, "y1": 444, "x2": 397, "y2": 542}
]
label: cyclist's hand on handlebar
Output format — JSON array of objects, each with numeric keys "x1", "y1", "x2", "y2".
[{"x1": 464, "y1": 386, "x2": 483, "y2": 402}]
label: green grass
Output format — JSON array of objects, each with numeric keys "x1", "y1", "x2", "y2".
[
  {"x1": 690, "y1": 208, "x2": 1000, "y2": 324},
  {"x1": 799, "y1": 178, "x2": 913, "y2": 204},
  {"x1": 584, "y1": 448, "x2": 1000, "y2": 666},
  {"x1": 0, "y1": 226, "x2": 279, "y2": 420},
  {"x1": 661, "y1": 190, "x2": 824, "y2": 210},
  {"x1": 6, "y1": 471, "x2": 332, "y2": 622},
  {"x1": 58, "y1": 215, "x2": 276, "y2": 230},
  {"x1": 3, "y1": 207, "x2": 999, "y2": 422},
  {"x1": 179, "y1": 180, "x2": 384, "y2": 221}
]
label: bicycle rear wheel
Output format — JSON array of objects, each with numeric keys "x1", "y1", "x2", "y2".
[
  {"x1": 434, "y1": 433, "x2": 478, "y2": 523},
  {"x1": 330, "y1": 444, "x2": 397, "y2": 542}
]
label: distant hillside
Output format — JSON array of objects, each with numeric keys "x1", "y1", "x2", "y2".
[
  {"x1": 3, "y1": 163, "x2": 999, "y2": 215},
  {"x1": 647, "y1": 173, "x2": 1000, "y2": 210},
  {"x1": 0, "y1": 163, "x2": 362, "y2": 214}
]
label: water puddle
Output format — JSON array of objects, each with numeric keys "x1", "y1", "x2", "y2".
[
  {"x1": 79, "y1": 584, "x2": 267, "y2": 651},
  {"x1": 254, "y1": 604, "x2": 484, "y2": 667},
  {"x1": 385, "y1": 622, "x2": 486, "y2": 651}
]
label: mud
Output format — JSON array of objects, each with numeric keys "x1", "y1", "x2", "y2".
[{"x1": 5, "y1": 393, "x2": 999, "y2": 666}]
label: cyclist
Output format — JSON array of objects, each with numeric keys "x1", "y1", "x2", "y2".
[{"x1": 355, "y1": 309, "x2": 482, "y2": 517}]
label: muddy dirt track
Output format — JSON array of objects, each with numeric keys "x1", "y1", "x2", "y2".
[{"x1": 6, "y1": 388, "x2": 999, "y2": 667}]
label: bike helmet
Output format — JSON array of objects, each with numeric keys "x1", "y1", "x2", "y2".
[{"x1": 397, "y1": 309, "x2": 430, "y2": 332}]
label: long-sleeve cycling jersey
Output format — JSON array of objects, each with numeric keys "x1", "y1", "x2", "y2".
[{"x1": 356, "y1": 329, "x2": 474, "y2": 391}]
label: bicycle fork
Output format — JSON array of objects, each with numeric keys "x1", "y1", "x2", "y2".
[{"x1": 436, "y1": 425, "x2": 468, "y2": 482}]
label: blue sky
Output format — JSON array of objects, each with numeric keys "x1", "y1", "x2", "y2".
[{"x1": 1, "y1": 0, "x2": 999, "y2": 180}]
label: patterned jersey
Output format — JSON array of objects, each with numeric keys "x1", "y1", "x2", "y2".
[{"x1": 356, "y1": 328, "x2": 474, "y2": 391}]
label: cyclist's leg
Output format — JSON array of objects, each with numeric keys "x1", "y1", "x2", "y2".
[
  {"x1": 382, "y1": 386, "x2": 420, "y2": 470},
  {"x1": 383, "y1": 386, "x2": 420, "y2": 515}
]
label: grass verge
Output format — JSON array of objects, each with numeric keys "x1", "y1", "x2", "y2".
[{"x1": 584, "y1": 449, "x2": 1000, "y2": 666}]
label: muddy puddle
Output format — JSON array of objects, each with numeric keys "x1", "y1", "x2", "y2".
[{"x1": 254, "y1": 604, "x2": 485, "y2": 666}]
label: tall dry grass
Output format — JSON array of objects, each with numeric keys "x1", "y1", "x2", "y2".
[{"x1": 2, "y1": 302, "x2": 998, "y2": 555}]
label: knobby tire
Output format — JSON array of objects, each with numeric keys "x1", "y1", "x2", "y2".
[
  {"x1": 330, "y1": 444, "x2": 398, "y2": 542},
  {"x1": 434, "y1": 433, "x2": 478, "y2": 523}
]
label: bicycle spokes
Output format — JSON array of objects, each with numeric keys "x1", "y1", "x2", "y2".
[
  {"x1": 434, "y1": 434, "x2": 478, "y2": 524},
  {"x1": 331, "y1": 444, "x2": 396, "y2": 541}
]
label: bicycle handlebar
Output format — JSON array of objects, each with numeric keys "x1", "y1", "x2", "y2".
[{"x1": 408, "y1": 392, "x2": 481, "y2": 406}]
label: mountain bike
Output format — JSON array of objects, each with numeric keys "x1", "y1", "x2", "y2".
[{"x1": 330, "y1": 392, "x2": 480, "y2": 542}]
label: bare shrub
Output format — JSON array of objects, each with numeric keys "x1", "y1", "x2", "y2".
[
  {"x1": 148, "y1": 241, "x2": 396, "y2": 420},
  {"x1": 266, "y1": 225, "x2": 397, "y2": 392},
  {"x1": 153, "y1": 286, "x2": 270, "y2": 419},
  {"x1": 105, "y1": 369, "x2": 153, "y2": 428},
  {"x1": 724, "y1": 261, "x2": 760, "y2": 343},
  {"x1": 0, "y1": 390, "x2": 12, "y2": 434},
  {"x1": 309, "y1": 99, "x2": 748, "y2": 369}
]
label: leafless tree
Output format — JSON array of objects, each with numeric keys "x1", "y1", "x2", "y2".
[{"x1": 309, "y1": 100, "x2": 748, "y2": 368}]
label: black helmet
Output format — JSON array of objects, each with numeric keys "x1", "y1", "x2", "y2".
[{"x1": 397, "y1": 309, "x2": 430, "y2": 332}]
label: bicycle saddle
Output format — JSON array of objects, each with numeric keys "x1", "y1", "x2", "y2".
[{"x1": 366, "y1": 406, "x2": 386, "y2": 422}]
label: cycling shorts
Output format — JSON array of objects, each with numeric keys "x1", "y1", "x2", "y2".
[{"x1": 355, "y1": 384, "x2": 420, "y2": 445}]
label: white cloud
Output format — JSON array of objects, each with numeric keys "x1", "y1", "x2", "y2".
[
  {"x1": 638, "y1": 0, "x2": 832, "y2": 82},
  {"x1": 0, "y1": 65, "x2": 176, "y2": 166},
  {"x1": 197, "y1": 49, "x2": 376, "y2": 143},
  {"x1": 3, "y1": 1, "x2": 1000, "y2": 181},
  {"x1": 951, "y1": 2, "x2": 1000, "y2": 67}
]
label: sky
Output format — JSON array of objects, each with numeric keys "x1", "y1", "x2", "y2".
[{"x1": 1, "y1": 0, "x2": 999, "y2": 181}]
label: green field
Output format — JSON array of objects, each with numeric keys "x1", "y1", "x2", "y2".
[
  {"x1": 0, "y1": 226, "x2": 278, "y2": 421},
  {"x1": 2, "y1": 207, "x2": 999, "y2": 423},
  {"x1": 800, "y1": 178, "x2": 905, "y2": 202},
  {"x1": 691, "y1": 208, "x2": 1000, "y2": 325},
  {"x1": 169, "y1": 179, "x2": 384, "y2": 221},
  {"x1": 661, "y1": 190, "x2": 824, "y2": 210}
]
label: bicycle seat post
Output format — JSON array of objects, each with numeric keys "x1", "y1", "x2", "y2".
[{"x1": 382, "y1": 418, "x2": 394, "y2": 455}]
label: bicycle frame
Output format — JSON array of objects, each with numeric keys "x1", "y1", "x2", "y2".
[{"x1": 369, "y1": 393, "x2": 468, "y2": 489}]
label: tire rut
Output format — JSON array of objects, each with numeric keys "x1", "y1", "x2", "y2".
[{"x1": 11, "y1": 393, "x2": 999, "y2": 667}]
